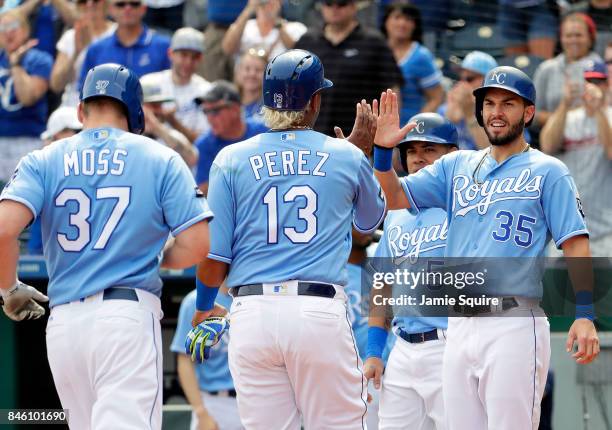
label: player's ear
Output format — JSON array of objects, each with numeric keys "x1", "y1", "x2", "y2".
[
  {"x1": 448, "y1": 145, "x2": 458, "y2": 153},
  {"x1": 77, "y1": 102, "x2": 86, "y2": 123},
  {"x1": 524, "y1": 104, "x2": 535, "y2": 125}
]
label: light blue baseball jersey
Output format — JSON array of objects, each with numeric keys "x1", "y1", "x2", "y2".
[
  {"x1": 345, "y1": 263, "x2": 368, "y2": 361},
  {"x1": 206, "y1": 129, "x2": 386, "y2": 287},
  {"x1": 0, "y1": 127, "x2": 212, "y2": 307},
  {"x1": 400, "y1": 148, "x2": 588, "y2": 297},
  {"x1": 374, "y1": 208, "x2": 449, "y2": 335},
  {"x1": 171, "y1": 289, "x2": 234, "y2": 392}
]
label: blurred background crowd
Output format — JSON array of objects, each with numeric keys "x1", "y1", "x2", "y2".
[
  {"x1": 1, "y1": 1, "x2": 610, "y2": 428},
  {"x1": 2, "y1": 0, "x2": 611, "y2": 258},
  {"x1": 1, "y1": 0, "x2": 611, "y2": 244}
]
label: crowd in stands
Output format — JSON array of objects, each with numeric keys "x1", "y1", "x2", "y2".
[
  {"x1": 1, "y1": 0, "x2": 609, "y2": 428},
  {"x1": 1, "y1": 0, "x2": 610, "y2": 252}
]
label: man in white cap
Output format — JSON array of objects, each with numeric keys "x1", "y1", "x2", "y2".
[
  {"x1": 40, "y1": 106, "x2": 83, "y2": 145},
  {"x1": 438, "y1": 51, "x2": 498, "y2": 150},
  {"x1": 140, "y1": 73, "x2": 199, "y2": 167},
  {"x1": 141, "y1": 27, "x2": 212, "y2": 143}
]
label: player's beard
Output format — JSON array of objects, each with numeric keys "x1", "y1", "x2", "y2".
[{"x1": 485, "y1": 117, "x2": 525, "y2": 146}]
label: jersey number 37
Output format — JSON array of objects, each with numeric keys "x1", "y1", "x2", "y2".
[{"x1": 55, "y1": 187, "x2": 130, "y2": 252}]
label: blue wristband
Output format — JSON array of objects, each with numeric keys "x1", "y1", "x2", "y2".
[
  {"x1": 373, "y1": 145, "x2": 393, "y2": 171},
  {"x1": 575, "y1": 290, "x2": 595, "y2": 320},
  {"x1": 366, "y1": 326, "x2": 388, "y2": 359},
  {"x1": 196, "y1": 278, "x2": 219, "y2": 311}
]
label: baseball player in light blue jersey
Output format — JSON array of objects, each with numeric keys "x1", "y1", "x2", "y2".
[
  {"x1": 171, "y1": 288, "x2": 243, "y2": 430},
  {"x1": 0, "y1": 63, "x2": 213, "y2": 430},
  {"x1": 188, "y1": 49, "x2": 386, "y2": 430},
  {"x1": 365, "y1": 113, "x2": 456, "y2": 430},
  {"x1": 371, "y1": 67, "x2": 599, "y2": 430}
]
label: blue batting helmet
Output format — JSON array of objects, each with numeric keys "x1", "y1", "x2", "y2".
[
  {"x1": 263, "y1": 49, "x2": 333, "y2": 111},
  {"x1": 80, "y1": 63, "x2": 145, "y2": 134},
  {"x1": 473, "y1": 66, "x2": 536, "y2": 127},
  {"x1": 398, "y1": 113, "x2": 458, "y2": 172}
]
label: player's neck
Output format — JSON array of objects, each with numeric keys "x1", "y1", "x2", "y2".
[
  {"x1": 82, "y1": 115, "x2": 129, "y2": 133},
  {"x1": 490, "y1": 139, "x2": 529, "y2": 163}
]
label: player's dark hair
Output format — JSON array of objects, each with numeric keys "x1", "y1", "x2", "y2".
[
  {"x1": 381, "y1": 1, "x2": 423, "y2": 44},
  {"x1": 83, "y1": 97, "x2": 130, "y2": 121}
]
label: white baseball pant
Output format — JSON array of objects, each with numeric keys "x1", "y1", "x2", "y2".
[
  {"x1": 227, "y1": 285, "x2": 368, "y2": 430},
  {"x1": 46, "y1": 288, "x2": 163, "y2": 430},
  {"x1": 443, "y1": 304, "x2": 550, "y2": 430},
  {"x1": 378, "y1": 331, "x2": 446, "y2": 430}
]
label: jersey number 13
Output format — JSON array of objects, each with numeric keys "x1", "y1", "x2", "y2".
[{"x1": 263, "y1": 185, "x2": 317, "y2": 244}]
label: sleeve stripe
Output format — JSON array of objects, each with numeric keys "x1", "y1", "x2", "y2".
[
  {"x1": 171, "y1": 211, "x2": 214, "y2": 236},
  {"x1": 353, "y1": 195, "x2": 387, "y2": 234},
  {"x1": 420, "y1": 71, "x2": 443, "y2": 88},
  {"x1": 555, "y1": 229, "x2": 589, "y2": 249},
  {"x1": 0, "y1": 194, "x2": 38, "y2": 220},
  {"x1": 208, "y1": 253, "x2": 232, "y2": 264}
]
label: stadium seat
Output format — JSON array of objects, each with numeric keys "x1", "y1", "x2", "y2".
[
  {"x1": 440, "y1": 23, "x2": 506, "y2": 59},
  {"x1": 498, "y1": 54, "x2": 545, "y2": 79}
]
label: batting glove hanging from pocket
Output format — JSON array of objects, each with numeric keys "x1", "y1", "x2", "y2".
[
  {"x1": 1, "y1": 281, "x2": 49, "y2": 321},
  {"x1": 185, "y1": 317, "x2": 230, "y2": 363}
]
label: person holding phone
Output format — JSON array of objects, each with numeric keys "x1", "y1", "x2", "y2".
[
  {"x1": 540, "y1": 60, "x2": 612, "y2": 257},
  {"x1": 533, "y1": 12, "x2": 603, "y2": 127}
]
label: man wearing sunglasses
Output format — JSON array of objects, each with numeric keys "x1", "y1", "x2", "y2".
[
  {"x1": 295, "y1": 0, "x2": 402, "y2": 137},
  {"x1": 194, "y1": 80, "x2": 267, "y2": 195},
  {"x1": 541, "y1": 60, "x2": 612, "y2": 257},
  {"x1": 438, "y1": 51, "x2": 498, "y2": 150},
  {"x1": 78, "y1": 0, "x2": 171, "y2": 90}
]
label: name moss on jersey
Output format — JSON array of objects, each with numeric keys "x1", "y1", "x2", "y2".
[{"x1": 63, "y1": 149, "x2": 127, "y2": 176}]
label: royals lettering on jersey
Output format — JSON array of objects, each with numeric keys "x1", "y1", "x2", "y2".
[
  {"x1": 374, "y1": 208, "x2": 448, "y2": 334},
  {"x1": 206, "y1": 130, "x2": 386, "y2": 287},
  {"x1": 452, "y1": 169, "x2": 543, "y2": 217},
  {"x1": 400, "y1": 148, "x2": 588, "y2": 298},
  {"x1": 0, "y1": 127, "x2": 212, "y2": 306},
  {"x1": 387, "y1": 217, "x2": 448, "y2": 260}
]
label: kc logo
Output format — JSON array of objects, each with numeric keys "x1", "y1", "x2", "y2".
[
  {"x1": 414, "y1": 120, "x2": 425, "y2": 134},
  {"x1": 489, "y1": 71, "x2": 506, "y2": 84},
  {"x1": 95, "y1": 80, "x2": 109, "y2": 94}
]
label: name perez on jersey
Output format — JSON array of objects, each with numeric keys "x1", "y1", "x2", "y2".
[
  {"x1": 452, "y1": 168, "x2": 543, "y2": 217},
  {"x1": 63, "y1": 149, "x2": 127, "y2": 177},
  {"x1": 249, "y1": 150, "x2": 329, "y2": 180}
]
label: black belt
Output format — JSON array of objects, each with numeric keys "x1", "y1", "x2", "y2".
[
  {"x1": 208, "y1": 389, "x2": 237, "y2": 397},
  {"x1": 102, "y1": 287, "x2": 138, "y2": 302},
  {"x1": 234, "y1": 282, "x2": 336, "y2": 298},
  {"x1": 398, "y1": 328, "x2": 439, "y2": 344},
  {"x1": 453, "y1": 297, "x2": 519, "y2": 316}
]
